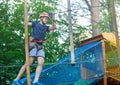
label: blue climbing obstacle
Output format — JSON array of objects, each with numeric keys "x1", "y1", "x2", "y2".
[{"x1": 20, "y1": 41, "x2": 104, "y2": 85}]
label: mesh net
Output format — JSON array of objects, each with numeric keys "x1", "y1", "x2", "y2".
[
  {"x1": 81, "y1": 41, "x2": 104, "y2": 80},
  {"x1": 21, "y1": 41, "x2": 104, "y2": 85}
]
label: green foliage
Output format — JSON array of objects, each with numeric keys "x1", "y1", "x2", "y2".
[{"x1": 106, "y1": 50, "x2": 118, "y2": 67}]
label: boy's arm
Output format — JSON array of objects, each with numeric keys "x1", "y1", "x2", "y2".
[{"x1": 49, "y1": 20, "x2": 56, "y2": 31}]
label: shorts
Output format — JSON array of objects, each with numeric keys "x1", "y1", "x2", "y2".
[{"x1": 29, "y1": 42, "x2": 45, "y2": 57}]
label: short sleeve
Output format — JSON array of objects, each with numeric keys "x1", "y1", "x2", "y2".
[{"x1": 32, "y1": 21, "x2": 36, "y2": 28}]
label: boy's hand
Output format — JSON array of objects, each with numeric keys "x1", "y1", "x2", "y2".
[{"x1": 48, "y1": 12, "x2": 55, "y2": 20}]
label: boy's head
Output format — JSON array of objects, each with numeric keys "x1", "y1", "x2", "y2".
[{"x1": 39, "y1": 12, "x2": 50, "y2": 24}]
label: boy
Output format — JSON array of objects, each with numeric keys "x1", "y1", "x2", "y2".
[{"x1": 12, "y1": 12, "x2": 56, "y2": 85}]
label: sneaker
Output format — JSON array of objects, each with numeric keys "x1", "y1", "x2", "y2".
[
  {"x1": 32, "y1": 81, "x2": 43, "y2": 85},
  {"x1": 12, "y1": 80, "x2": 22, "y2": 85}
]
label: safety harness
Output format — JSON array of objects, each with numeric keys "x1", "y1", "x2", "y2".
[{"x1": 29, "y1": 37, "x2": 45, "y2": 51}]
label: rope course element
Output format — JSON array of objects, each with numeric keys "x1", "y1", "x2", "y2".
[
  {"x1": 1, "y1": 39, "x2": 120, "y2": 85},
  {"x1": 0, "y1": 57, "x2": 118, "y2": 68}
]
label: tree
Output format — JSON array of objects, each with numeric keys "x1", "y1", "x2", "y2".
[
  {"x1": 85, "y1": 0, "x2": 101, "y2": 36},
  {"x1": 91, "y1": 0, "x2": 101, "y2": 36}
]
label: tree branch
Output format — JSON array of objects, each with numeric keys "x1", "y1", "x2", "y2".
[{"x1": 84, "y1": 0, "x2": 91, "y2": 11}]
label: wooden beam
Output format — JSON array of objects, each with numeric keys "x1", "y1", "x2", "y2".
[
  {"x1": 24, "y1": 0, "x2": 31, "y2": 85},
  {"x1": 67, "y1": 0, "x2": 75, "y2": 65},
  {"x1": 80, "y1": 34, "x2": 103, "y2": 46},
  {"x1": 102, "y1": 40, "x2": 107, "y2": 85},
  {"x1": 80, "y1": 54, "x2": 85, "y2": 79}
]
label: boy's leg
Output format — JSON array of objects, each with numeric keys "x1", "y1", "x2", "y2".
[
  {"x1": 15, "y1": 56, "x2": 34, "y2": 80},
  {"x1": 33, "y1": 57, "x2": 44, "y2": 83}
]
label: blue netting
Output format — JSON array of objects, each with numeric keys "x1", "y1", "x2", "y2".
[
  {"x1": 20, "y1": 41, "x2": 104, "y2": 85},
  {"x1": 82, "y1": 42, "x2": 104, "y2": 76}
]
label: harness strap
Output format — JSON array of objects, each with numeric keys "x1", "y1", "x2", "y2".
[
  {"x1": 29, "y1": 36, "x2": 45, "y2": 44},
  {"x1": 29, "y1": 42, "x2": 39, "y2": 51},
  {"x1": 29, "y1": 42, "x2": 43, "y2": 52},
  {"x1": 33, "y1": 40, "x2": 45, "y2": 43}
]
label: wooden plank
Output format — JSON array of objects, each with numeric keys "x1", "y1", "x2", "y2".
[{"x1": 80, "y1": 34, "x2": 103, "y2": 46}]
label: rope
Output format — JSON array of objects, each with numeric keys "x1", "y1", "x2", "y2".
[{"x1": 0, "y1": 57, "x2": 119, "y2": 68}]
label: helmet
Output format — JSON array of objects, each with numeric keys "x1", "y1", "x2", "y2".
[{"x1": 39, "y1": 12, "x2": 50, "y2": 19}]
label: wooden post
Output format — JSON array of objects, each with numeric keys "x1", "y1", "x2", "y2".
[
  {"x1": 110, "y1": 0, "x2": 120, "y2": 69},
  {"x1": 80, "y1": 54, "x2": 87, "y2": 80},
  {"x1": 24, "y1": 0, "x2": 31, "y2": 85},
  {"x1": 102, "y1": 40, "x2": 107, "y2": 85},
  {"x1": 67, "y1": 0, "x2": 75, "y2": 65},
  {"x1": 80, "y1": 54, "x2": 83, "y2": 79}
]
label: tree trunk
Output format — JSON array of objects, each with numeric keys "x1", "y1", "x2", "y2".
[{"x1": 91, "y1": 0, "x2": 101, "y2": 36}]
